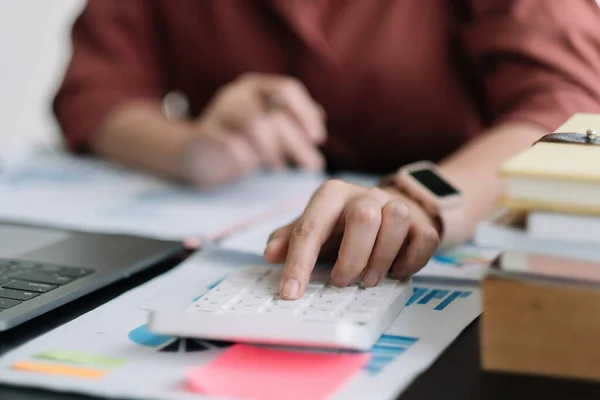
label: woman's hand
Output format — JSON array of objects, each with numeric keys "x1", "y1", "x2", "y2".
[
  {"x1": 181, "y1": 73, "x2": 327, "y2": 188},
  {"x1": 264, "y1": 180, "x2": 441, "y2": 300}
]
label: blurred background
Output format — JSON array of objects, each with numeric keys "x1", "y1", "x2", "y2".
[{"x1": 0, "y1": 0, "x2": 84, "y2": 153}]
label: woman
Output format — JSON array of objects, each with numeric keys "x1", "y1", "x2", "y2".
[{"x1": 54, "y1": 1, "x2": 600, "y2": 299}]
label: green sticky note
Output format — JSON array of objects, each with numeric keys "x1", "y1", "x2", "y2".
[{"x1": 34, "y1": 350, "x2": 127, "y2": 369}]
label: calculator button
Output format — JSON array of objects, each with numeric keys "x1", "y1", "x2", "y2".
[
  {"x1": 230, "y1": 302, "x2": 267, "y2": 313},
  {"x1": 195, "y1": 298, "x2": 226, "y2": 311},
  {"x1": 371, "y1": 279, "x2": 398, "y2": 291},
  {"x1": 214, "y1": 283, "x2": 248, "y2": 297},
  {"x1": 354, "y1": 289, "x2": 391, "y2": 300},
  {"x1": 312, "y1": 297, "x2": 346, "y2": 308},
  {"x1": 203, "y1": 291, "x2": 239, "y2": 302},
  {"x1": 340, "y1": 309, "x2": 373, "y2": 324},
  {"x1": 321, "y1": 286, "x2": 357, "y2": 298},
  {"x1": 348, "y1": 298, "x2": 384, "y2": 309},
  {"x1": 240, "y1": 293, "x2": 273, "y2": 303},
  {"x1": 272, "y1": 296, "x2": 309, "y2": 306},
  {"x1": 250, "y1": 283, "x2": 279, "y2": 294},
  {"x1": 301, "y1": 287, "x2": 320, "y2": 297}
]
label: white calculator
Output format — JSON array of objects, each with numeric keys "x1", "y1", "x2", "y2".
[{"x1": 148, "y1": 266, "x2": 412, "y2": 350}]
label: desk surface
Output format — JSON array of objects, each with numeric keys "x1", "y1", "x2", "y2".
[{"x1": 1, "y1": 257, "x2": 600, "y2": 400}]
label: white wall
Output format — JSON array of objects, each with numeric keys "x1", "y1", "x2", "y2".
[{"x1": 0, "y1": 0, "x2": 85, "y2": 152}]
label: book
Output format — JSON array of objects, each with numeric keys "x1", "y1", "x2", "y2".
[
  {"x1": 500, "y1": 141, "x2": 600, "y2": 215},
  {"x1": 474, "y1": 208, "x2": 600, "y2": 263},
  {"x1": 481, "y1": 256, "x2": 600, "y2": 382},
  {"x1": 496, "y1": 250, "x2": 600, "y2": 285},
  {"x1": 481, "y1": 269, "x2": 600, "y2": 382},
  {"x1": 499, "y1": 113, "x2": 600, "y2": 215},
  {"x1": 527, "y1": 211, "x2": 600, "y2": 246}
]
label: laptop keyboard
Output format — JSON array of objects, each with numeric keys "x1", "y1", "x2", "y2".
[{"x1": 0, "y1": 259, "x2": 94, "y2": 311}]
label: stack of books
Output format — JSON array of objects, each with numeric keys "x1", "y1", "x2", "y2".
[{"x1": 477, "y1": 113, "x2": 600, "y2": 381}]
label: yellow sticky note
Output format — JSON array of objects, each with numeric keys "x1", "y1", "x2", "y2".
[
  {"x1": 34, "y1": 350, "x2": 126, "y2": 369},
  {"x1": 11, "y1": 361, "x2": 107, "y2": 380}
]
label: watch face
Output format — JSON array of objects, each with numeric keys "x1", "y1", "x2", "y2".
[{"x1": 409, "y1": 168, "x2": 459, "y2": 197}]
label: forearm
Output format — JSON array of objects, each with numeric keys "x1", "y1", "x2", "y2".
[
  {"x1": 90, "y1": 101, "x2": 193, "y2": 181},
  {"x1": 438, "y1": 121, "x2": 547, "y2": 240}
]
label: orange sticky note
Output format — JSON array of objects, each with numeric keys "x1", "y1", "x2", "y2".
[
  {"x1": 12, "y1": 361, "x2": 107, "y2": 380},
  {"x1": 187, "y1": 344, "x2": 370, "y2": 400}
]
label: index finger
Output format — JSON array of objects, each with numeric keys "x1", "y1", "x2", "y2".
[{"x1": 279, "y1": 180, "x2": 351, "y2": 300}]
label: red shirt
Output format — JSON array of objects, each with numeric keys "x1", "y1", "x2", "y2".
[{"x1": 54, "y1": 0, "x2": 600, "y2": 173}]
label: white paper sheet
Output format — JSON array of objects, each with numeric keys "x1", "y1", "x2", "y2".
[
  {"x1": 0, "y1": 151, "x2": 325, "y2": 241},
  {"x1": 0, "y1": 248, "x2": 481, "y2": 400}
]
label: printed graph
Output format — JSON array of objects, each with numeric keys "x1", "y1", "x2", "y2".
[
  {"x1": 129, "y1": 278, "x2": 232, "y2": 352},
  {"x1": 406, "y1": 286, "x2": 471, "y2": 310},
  {"x1": 128, "y1": 324, "x2": 232, "y2": 352},
  {"x1": 364, "y1": 335, "x2": 418, "y2": 375}
]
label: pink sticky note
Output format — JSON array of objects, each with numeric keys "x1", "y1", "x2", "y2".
[{"x1": 187, "y1": 344, "x2": 370, "y2": 400}]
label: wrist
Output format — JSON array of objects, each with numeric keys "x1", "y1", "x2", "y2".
[{"x1": 379, "y1": 161, "x2": 466, "y2": 249}]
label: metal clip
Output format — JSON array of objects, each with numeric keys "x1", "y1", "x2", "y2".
[{"x1": 586, "y1": 128, "x2": 597, "y2": 143}]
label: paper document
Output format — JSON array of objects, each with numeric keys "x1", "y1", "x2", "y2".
[
  {"x1": 0, "y1": 151, "x2": 324, "y2": 241},
  {"x1": 0, "y1": 249, "x2": 481, "y2": 400}
]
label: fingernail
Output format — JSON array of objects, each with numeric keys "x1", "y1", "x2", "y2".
[
  {"x1": 331, "y1": 271, "x2": 352, "y2": 287},
  {"x1": 280, "y1": 279, "x2": 300, "y2": 299},
  {"x1": 362, "y1": 269, "x2": 381, "y2": 287}
]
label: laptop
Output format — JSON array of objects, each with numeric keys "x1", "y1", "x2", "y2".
[{"x1": 0, "y1": 223, "x2": 183, "y2": 330}]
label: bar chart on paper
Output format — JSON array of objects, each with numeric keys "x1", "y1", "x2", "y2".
[
  {"x1": 364, "y1": 335, "x2": 418, "y2": 375},
  {"x1": 362, "y1": 285, "x2": 473, "y2": 375},
  {"x1": 407, "y1": 287, "x2": 472, "y2": 310}
]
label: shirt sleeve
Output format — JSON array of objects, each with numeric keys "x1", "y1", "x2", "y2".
[
  {"x1": 459, "y1": 0, "x2": 600, "y2": 132},
  {"x1": 53, "y1": 0, "x2": 168, "y2": 151}
]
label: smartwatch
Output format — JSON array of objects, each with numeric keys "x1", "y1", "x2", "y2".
[{"x1": 385, "y1": 161, "x2": 465, "y2": 249}]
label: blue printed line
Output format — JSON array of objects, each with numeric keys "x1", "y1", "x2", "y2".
[
  {"x1": 365, "y1": 365, "x2": 383, "y2": 375},
  {"x1": 369, "y1": 356, "x2": 396, "y2": 367},
  {"x1": 406, "y1": 287, "x2": 427, "y2": 306},
  {"x1": 434, "y1": 291, "x2": 462, "y2": 310},
  {"x1": 377, "y1": 335, "x2": 418, "y2": 348},
  {"x1": 418, "y1": 289, "x2": 440, "y2": 305},
  {"x1": 459, "y1": 291, "x2": 472, "y2": 298},
  {"x1": 371, "y1": 345, "x2": 407, "y2": 356},
  {"x1": 432, "y1": 254, "x2": 457, "y2": 265},
  {"x1": 364, "y1": 335, "x2": 418, "y2": 376},
  {"x1": 434, "y1": 289, "x2": 450, "y2": 299},
  {"x1": 192, "y1": 278, "x2": 225, "y2": 302},
  {"x1": 207, "y1": 278, "x2": 225, "y2": 290}
]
